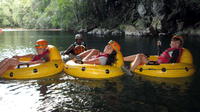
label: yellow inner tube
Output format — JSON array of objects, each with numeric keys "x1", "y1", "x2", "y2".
[
  {"x1": 133, "y1": 48, "x2": 195, "y2": 78},
  {"x1": 64, "y1": 42, "x2": 124, "y2": 79},
  {"x1": 1, "y1": 45, "x2": 64, "y2": 79}
]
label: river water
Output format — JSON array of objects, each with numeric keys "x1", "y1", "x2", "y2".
[{"x1": 0, "y1": 31, "x2": 200, "y2": 112}]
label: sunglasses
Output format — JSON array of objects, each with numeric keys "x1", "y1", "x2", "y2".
[
  {"x1": 172, "y1": 37, "x2": 183, "y2": 42},
  {"x1": 35, "y1": 44, "x2": 47, "y2": 48}
]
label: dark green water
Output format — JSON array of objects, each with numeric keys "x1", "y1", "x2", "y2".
[{"x1": 0, "y1": 31, "x2": 200, "y2": 112}]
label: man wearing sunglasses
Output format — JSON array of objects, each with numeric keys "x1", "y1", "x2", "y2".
[{"x1": 0, "y1": 39, "x2": 50, "y2": 76}]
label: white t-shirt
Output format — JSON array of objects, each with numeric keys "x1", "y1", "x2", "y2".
[{"x1": 98, "y1": 56, "x2": 108, "y2": 65}]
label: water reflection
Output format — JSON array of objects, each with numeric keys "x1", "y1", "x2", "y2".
[
  {"x1": 0, "y1": 80, "x2": 40, "y2": 112},
  {"x1": 132, "y1": 74, "x2": 193, "y2": 91},
  {"x1": 0, "y1": 72, "x2": 195, "y2": 112}
]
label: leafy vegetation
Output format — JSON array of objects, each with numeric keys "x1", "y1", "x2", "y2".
[
  {"x1": 0, "y1": 0, "x2": 75, "y2": 30},
  {"x1": 0, "y1": 0, "x2": 137, "y2": 31}
]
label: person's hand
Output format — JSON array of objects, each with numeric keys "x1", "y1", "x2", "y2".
[
  {"x1": 10, "y1": 58, "x2": 19, "y2": 66},
  {"x1": 12, "y1": 55, "x2": 19, "y2": 59},
  {"x1": 139, "y1": 53, "x2": 146, "y2": 57},
  {"x1": 60, "y1": 51, "x2": 65, "y2": 55},
  {"x1": 157, "y1": 40, "x2": 162, "y2": 46},
  {"x1": 75, "y1": 60, "x2": 83, "y2": 64}
]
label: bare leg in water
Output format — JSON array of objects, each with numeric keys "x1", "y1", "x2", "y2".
[{"x1": 0, "y1": 58, "x2": 19, "y2": 76}]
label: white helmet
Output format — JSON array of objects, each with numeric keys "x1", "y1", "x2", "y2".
[{"x1": 75, "y1": 34, "x2": 83, "y2": 40}]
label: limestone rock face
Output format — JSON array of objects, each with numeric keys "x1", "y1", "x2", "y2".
[{"x1": 80, "y1": 0, "x2": 200, "y2": 36}]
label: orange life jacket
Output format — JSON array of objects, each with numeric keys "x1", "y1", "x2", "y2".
[{"x1": 73, "y1": 45, "x2": 86, "y2": 55}]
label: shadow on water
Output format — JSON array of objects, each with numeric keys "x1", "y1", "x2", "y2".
[
  {"x1": 183, "y1": 35, "x2": 200, "y2": 112},
  {"x1": 0, "y1": 31, "x2": 200, "y2": 112}
]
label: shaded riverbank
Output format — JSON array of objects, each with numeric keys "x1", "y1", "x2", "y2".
[
  {"x1": 2, "y1": 28, "x2": 200, "y2": 39},
  {"x1": 1, "y1": 28, "x2": 62, "y2": 32}
]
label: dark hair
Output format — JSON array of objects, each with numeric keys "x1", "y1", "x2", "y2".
[
  {"x1": 106, "y1": 50, "x2": 117, "y2": 65},
  {"x1": 171, "y1": 37, "x2": 184, "y2": 46}
]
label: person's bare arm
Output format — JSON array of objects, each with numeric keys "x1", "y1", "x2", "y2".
[
  {"x1": 13, "y1": 54, "x2": 34, "y2": 59},
  {"x1": 63, "y1": 44, "x2": 74, "y2": 55}
]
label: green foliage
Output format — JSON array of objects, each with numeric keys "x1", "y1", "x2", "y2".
[
  {"x1": 0, "y1": 0, "x2": 137, "y2": 30},
  {"x1": 0, "y1": 0, "x2": 75, "y2": 29}
]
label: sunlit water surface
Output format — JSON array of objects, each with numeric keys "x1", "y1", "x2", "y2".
[{"x1": 0, "y1": 31, "x2": 200, "y2": 112}]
